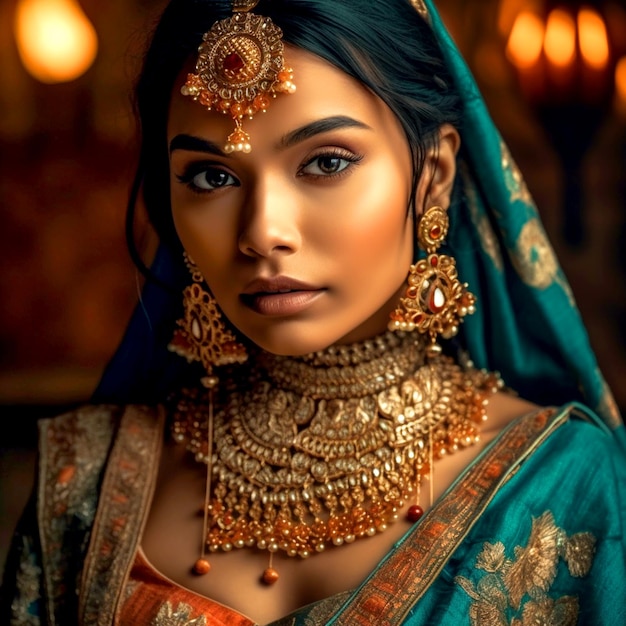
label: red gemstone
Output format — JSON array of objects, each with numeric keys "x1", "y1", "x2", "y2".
[
  {"x1": 224, "y1": 52, "x2": 244, "y2": 72},
  {"x1": 430, "y1": 256, "x2": 439, "y2": 267},
  {"x1": 407, "y1": 505, "x2": 424, "y2": 522}
]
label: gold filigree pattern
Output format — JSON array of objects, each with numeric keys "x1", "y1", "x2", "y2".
[
  {"x1": 181, "y1": 6, "x2": 295, "y2": 152},
  {"x1": 511, "y1": 219, "x2": 558, "y2": 290},
  {"x1": 151, "y1": 601, "x2": 207, "y2": 626},
  {"x1": 172, "y1": 331, "x2": 502, "y2": 561},
  {"x1": 456, "y1": 511, "x2": 596, "y2": 626}
]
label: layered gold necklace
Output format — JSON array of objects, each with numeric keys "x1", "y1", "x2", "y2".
[{"x1": 170, "y1": 332, "x2": 502, "y2": 584}]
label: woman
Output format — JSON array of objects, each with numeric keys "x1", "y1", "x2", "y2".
[{"x1": 1, "y1": 0, "x2": 625, "y2": 624}]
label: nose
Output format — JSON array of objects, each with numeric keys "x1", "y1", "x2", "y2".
[{"x1": 238, "y1": 175, "x2": 301, "y2": 258}]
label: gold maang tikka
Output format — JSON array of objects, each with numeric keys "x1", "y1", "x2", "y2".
[
  {"x1": 180, "y1": 0, "x2": 296, "y2": 153},
  {"x1": 389, "y1": 205, "x2": 476, "y2": 355}
]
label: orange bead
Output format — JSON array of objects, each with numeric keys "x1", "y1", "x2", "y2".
[
  {"x1": 192, "y1": 558, "x2": 211, "y2": 575},
  {"x1": 261, "y1": 567, "x2": 279, "y2": 585}
]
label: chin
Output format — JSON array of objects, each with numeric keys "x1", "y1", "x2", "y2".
[
  {"x1": 239, "y1": 317, "x2": 391, "y2": 357},
  {"x1": 250, "y1": 335, "x2": 334, "y2": 357}
]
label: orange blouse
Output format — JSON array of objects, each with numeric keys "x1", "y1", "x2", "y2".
[{"x1": 120, "y1": 548, "x2": 256, "y2": 625}]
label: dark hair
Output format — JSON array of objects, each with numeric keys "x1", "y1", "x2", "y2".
[{"x1": 126, "y1": 0, "x2": 462, "y2": 277}]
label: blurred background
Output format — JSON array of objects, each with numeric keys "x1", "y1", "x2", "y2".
[{"x1": 1, "y1": 0, "x2": 625, "y2": 575}]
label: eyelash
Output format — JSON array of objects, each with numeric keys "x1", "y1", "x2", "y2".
[
  {"x1": 176, "y1": 162, "x2": 239, "y2": 195},
  {"x1": 298, "y1": 148, "x2": 363, "y2": 180},
  {"x1": 175, "y1": 148, "x2": 364, "y2": 195}
]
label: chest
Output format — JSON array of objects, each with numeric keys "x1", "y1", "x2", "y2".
[{"x1": 140, "y1": 436, "x2": 491, "y2": 624}]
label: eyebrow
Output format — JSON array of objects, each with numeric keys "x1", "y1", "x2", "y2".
[
  {"x1": 169, "y1": 134, "x2": 225, "y2": 156},
  {"x1": 168, "y1": 115, "x2": 371, "y2": 156},
  {"x1": 279, "y1": 115, "x2": 371, "y2": 148}
]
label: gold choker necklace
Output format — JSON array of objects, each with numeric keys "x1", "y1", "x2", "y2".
[{"x1": 171, "y1": 332, "x2": 502, "y2": 584}]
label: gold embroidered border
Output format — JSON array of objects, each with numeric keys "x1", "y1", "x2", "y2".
[
  {"x1": 331, "y1": 405, "x2": 575, "y2": 626},
  {"x1": 78, "y1": 405, "x2": 165, "y2": 625},
  {"x1": 39, "y1": 405, "x2": 121, "y2": 626}
]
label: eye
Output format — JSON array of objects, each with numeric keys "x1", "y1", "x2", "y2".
[
  {"x1": 176, "y1": 164, "x2": 240, "y2": 193},
  {"x1": 299, "y1": 149, "x2": 362, "y2": 178}
]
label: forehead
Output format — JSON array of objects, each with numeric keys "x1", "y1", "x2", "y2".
[{"x1": 167, "y1": 45, "x2": 403, "y2": 148}]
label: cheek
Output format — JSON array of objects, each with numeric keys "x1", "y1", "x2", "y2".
[
  {"x1": 170, "y1": 201, "x2": 237, "y2": 278},
  {"x1": 332, "y1": 167, "x2": 413, "y2": 275}
]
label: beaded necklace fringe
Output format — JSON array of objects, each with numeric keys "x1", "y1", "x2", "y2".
[{"x1": 170, "y1": 331, "x2": 502, "y2": 584}]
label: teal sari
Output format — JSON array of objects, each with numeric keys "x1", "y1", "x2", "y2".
[{"x1": 285, "y1": 404, "x2": 626, "y2": 625}]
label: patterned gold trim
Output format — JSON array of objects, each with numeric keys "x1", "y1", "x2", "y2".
[
  {"x1": 331, "y1": 405, "x2": 577, "y2": 625},
  {"x1": 79, "y1": 406, "x2": 165, "y2": 625},
  {"x1": 39, "y1": 405, "x2": 121, "y2": 625}
]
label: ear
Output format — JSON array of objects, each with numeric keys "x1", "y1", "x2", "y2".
[{"x1": 415, "y1": 124, "x2": 460, "y2": 214}]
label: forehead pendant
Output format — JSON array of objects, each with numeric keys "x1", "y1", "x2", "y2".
[{"x1": 181, "y1": 0, "x2": 296, "y2": 153}]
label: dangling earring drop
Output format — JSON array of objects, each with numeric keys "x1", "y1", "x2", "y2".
[
  {"x1": 168, "y1": 252, "x2": 248, "y2": 386},
  {"x1": 169, "y1": 252, "x2": 248, "y2": 576},
  {"x1": 389, "y1": 205, "x2": 476, "y2": 356}
]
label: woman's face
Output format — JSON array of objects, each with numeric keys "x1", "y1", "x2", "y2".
[{"x1": 168, "y1": 46, "x2": 415, "y2": 355}]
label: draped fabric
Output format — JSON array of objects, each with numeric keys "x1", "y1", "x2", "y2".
[
  {"x1": 2, "y1": 0, "x2": 625, "y2": 624},
  {"x1": 2, "y1": 404, "x2": 624, "y2": 625}
]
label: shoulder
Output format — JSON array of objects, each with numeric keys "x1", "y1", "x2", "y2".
[{"x1": 487, "y1": 401, "x2": 626, "y2": 536}]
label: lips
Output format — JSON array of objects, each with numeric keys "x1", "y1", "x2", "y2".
[{"x1": 240, "y1": 277, "x2": 325, "y2": 316}]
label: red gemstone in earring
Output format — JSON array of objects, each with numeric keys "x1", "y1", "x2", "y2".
[{"x1": 407, "y1": 505, "x2": 424, "y2": 522}]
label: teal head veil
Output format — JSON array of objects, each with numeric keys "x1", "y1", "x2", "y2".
[{"x1": 94, "y1": 0, "x2": 623, "y2": 438}]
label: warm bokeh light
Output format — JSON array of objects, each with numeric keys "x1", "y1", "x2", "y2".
[
  {"x1": 544, "y1": 8, "x2": 577, "y2": 68},
  {"x1": 506, "y1": 11, "x2": 545, "y2": 69},
  {"x1": 616, "y1": 56, "x2": 626, "y2": 107},
  {"x1": 578, "y1": 7, "x2": 610, "y2": 70},
  {"x1": 498, "y1": 0, "x2": 542, "y2": 38},
  {"x1": 14, "y1": 0, "x2": 98, "y2": 84}
]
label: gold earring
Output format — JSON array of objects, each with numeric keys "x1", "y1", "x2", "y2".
[
  {"x1": 389, "y1": 205, "x2": 476, "y2": 356},
  {"x1": 168, "y1": 253, "x2": 248, "y2": 387},
  {"x1": 180, "y1": 0, "x2": 296, "y2": 153}
]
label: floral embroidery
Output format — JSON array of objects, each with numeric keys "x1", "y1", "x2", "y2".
[
  {"x1": 151, "y1": 601, "x2": 207, "y2": 626},
  {"x1": 456, "y1": 511, "x2": 596, "y2": 626}
]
